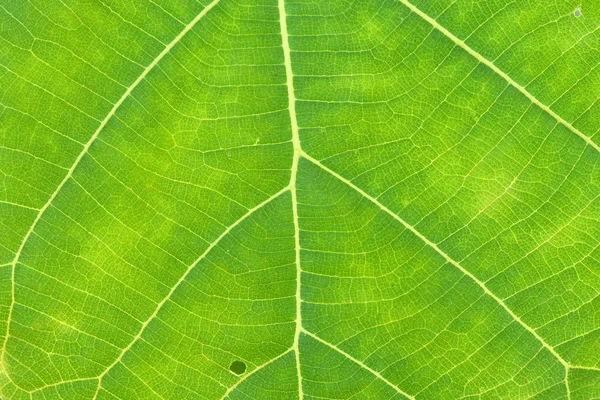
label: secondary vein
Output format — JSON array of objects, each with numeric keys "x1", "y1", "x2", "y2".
[
  {"x1": 221, "y1": 348, "x2": 294, "y2": 399},
  {"x1": 398, "y1": 0, "x2": 600, "y2": 155},
  {"x1": 301, "y1": 151, "x2": 570, "y2": 369},
  {"x1": 302, "y1": 329, "x2": 416, "y2": 400},
  {"x1": 93, "y1": 187, "x2": 288, "y2": 396},
  {"x1": 0, "y1": 0, "x2": 223, "y2": 383}
]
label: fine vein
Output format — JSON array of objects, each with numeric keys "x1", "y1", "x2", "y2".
[
  {"x1": 93, "y1": 187, "x2": 288, "y2": 396},
  {"x1": 301, "y1": 151, "x2": 569, "y2": 368},
  {"x1": 302, "y1": 329, "x2": 416, "y2": 400},
  {"x1": 0, "y1": 0, "x2": 222, "y2": 381},
  {"x1": 398, "y1": 0, "x2": 600, "y2": 154},
  {"x1": 221, "y1": 348, "x2": 293, "y2": 399}
]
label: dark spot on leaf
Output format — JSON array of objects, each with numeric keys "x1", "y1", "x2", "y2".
[
  {"x1": 574, "y1": 8, "x2": 582, "y2": 17},
  {"x1": 229, "y1": 360, "x2": 246, "y2": 375}
]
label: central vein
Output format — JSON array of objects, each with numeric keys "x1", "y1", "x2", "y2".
[{"x1": 277, "y1": 0, "x2": 304, "y2": 397}]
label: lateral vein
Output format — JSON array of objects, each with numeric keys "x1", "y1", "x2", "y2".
[
  {"x1": 221, "y1": 348, "x2": 293, "y2": 399},
  {"x1": 93, "y1": 187, "x2": 288, "y2": 393},
  {"x1": 302, "y1": 329, "x2": 416, "y2": 400},
  {"x1": 0, "y1": 0, "x2": 223, "y2": 383},
  {"x1": 397, "y1": 0, "x2": 600, "y2": 154},
  {"x1": 301, "y1": 152, "x2": 569, "y2": 368}
]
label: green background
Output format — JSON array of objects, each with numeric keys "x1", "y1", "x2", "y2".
[{"x1": 1, "y1": 0, "x2": 600, "y2": 398}]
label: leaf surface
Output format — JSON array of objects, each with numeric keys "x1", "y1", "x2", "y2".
[{"x1": 1, "y1": 0, "x2": 600, "y2": 398}]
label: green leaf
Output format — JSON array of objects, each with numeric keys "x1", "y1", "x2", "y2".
[{"x1": 1, "y1": 0, "x2": 600, "y2": 398}]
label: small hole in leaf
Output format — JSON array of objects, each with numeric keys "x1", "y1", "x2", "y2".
[
  {"x1": 574, "y1": 7, "x2": 581, "y2": 17},
  {"x1": 229, "y1": 360, "x2": 246, "y2": 375}
]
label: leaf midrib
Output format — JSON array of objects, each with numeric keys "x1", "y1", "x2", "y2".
[{"x1": 277, "y1": 0, "x2": 305, "y2": 397}]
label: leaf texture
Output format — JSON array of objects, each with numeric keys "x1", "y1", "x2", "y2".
[{"x1": 1, "y1": 0, "x2": 600, "y2": 399}]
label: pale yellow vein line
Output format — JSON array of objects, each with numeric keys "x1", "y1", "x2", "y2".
[
  {"x1": 564, "y1": 371, "x2": 571, "y2": 400},
  {"x1": 221, "y1": 348, "x2": 294, "y2": 399},
  {"x1": 278, "y1": 0, "x2": 304, "y2": 398},
  {"x1": 92, "y1": 187, "x2": 288, "y2": 397},
  {"x1": 570, "y1": 366, "x2": 600, "y2": 372},
  {"x1": 301, "y1": 152, "x2": 570, "y2": 369},
  {"x1": 302, "y1": 329, "x2": 415, "y2": 400},
  {"x1": 120, "y1": 362, "x2": 167, "y2": 399},
  {"x1": 28, "y1": 377, "x2": 98, "y2": 394},
  {"x1": 397, "y1": 0, "x2": 600, "y2": 154},
  {"x1": 0, "y1": 200, "x2": 39, "y2": 212},
  {"x1": 0, "y1": 0, "x2": 223, "y2": 383}
]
